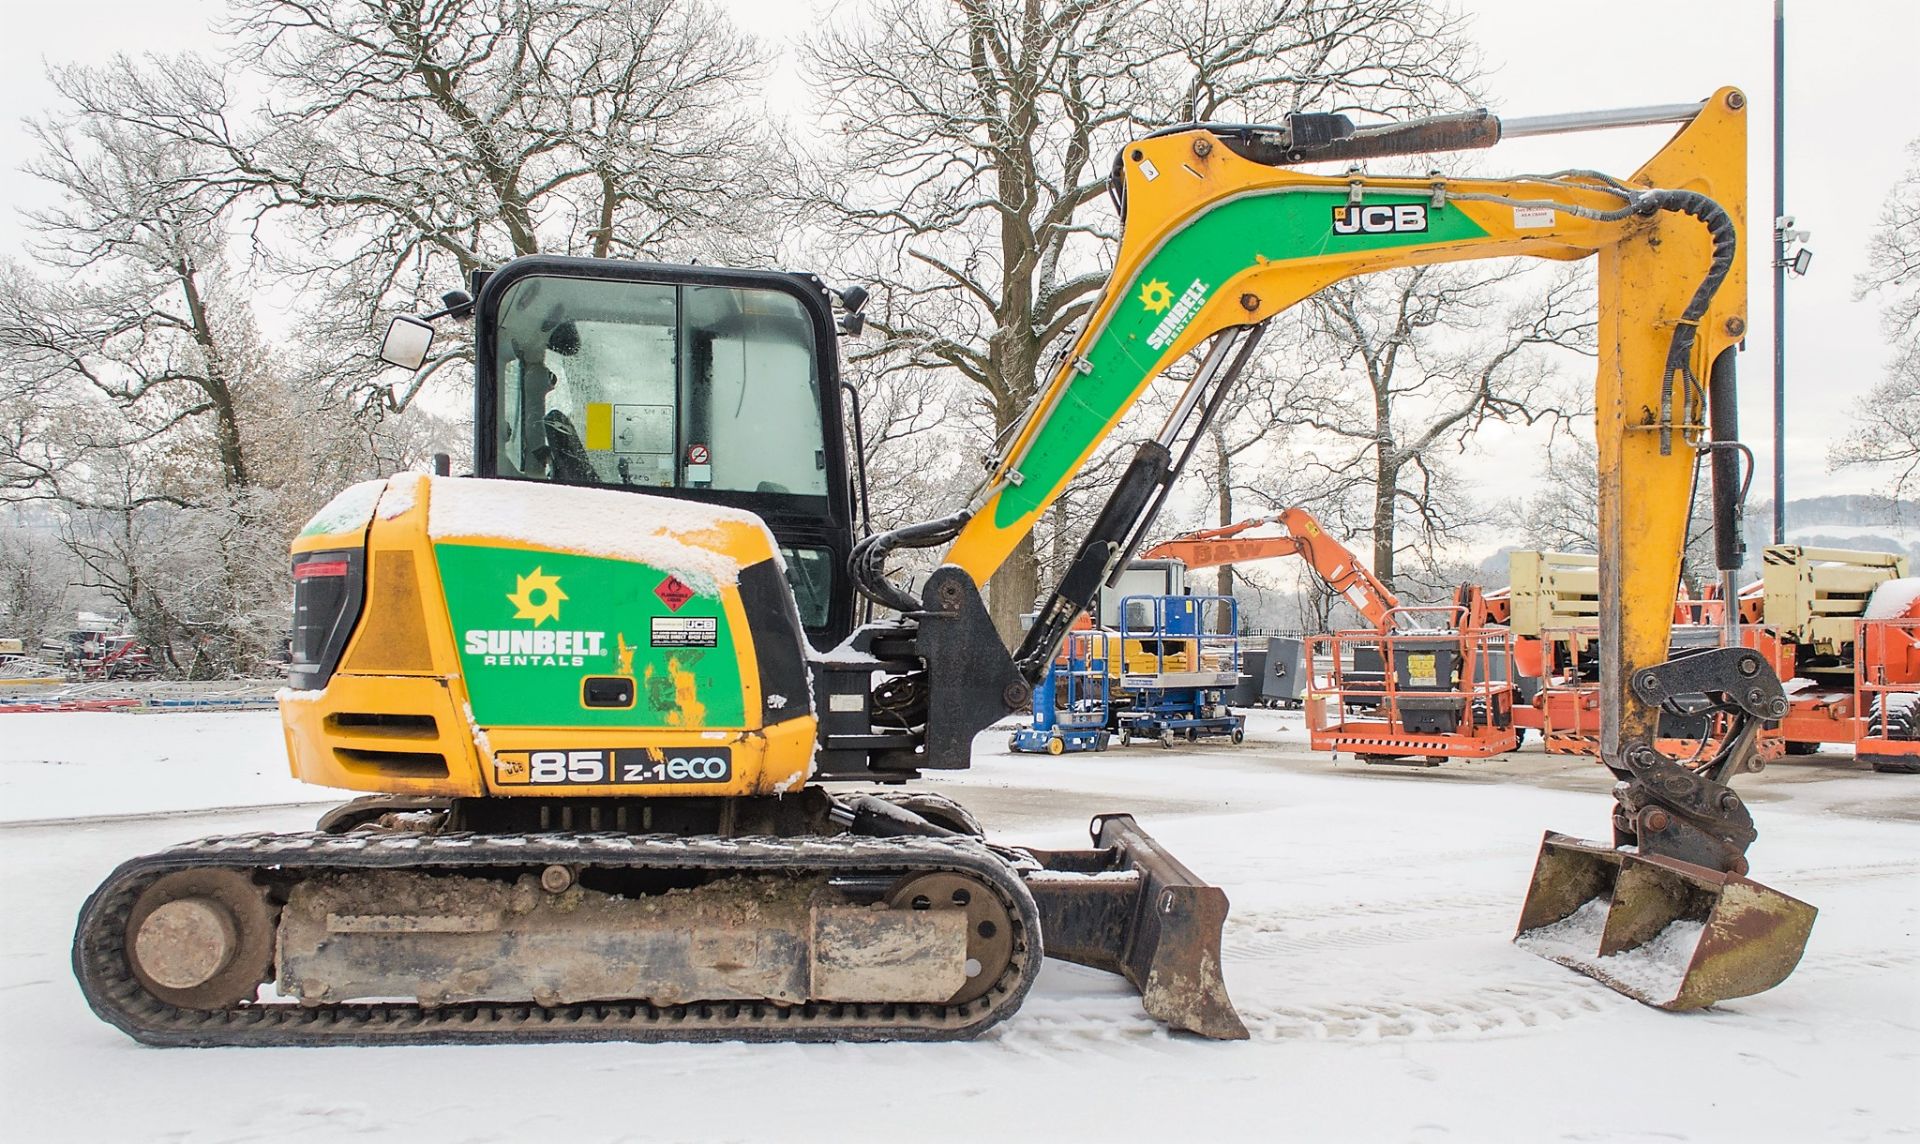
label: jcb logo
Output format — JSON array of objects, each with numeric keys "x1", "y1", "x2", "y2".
[{"x1": 1331, "y1": 203, "x2": 1428, "y2": 236}]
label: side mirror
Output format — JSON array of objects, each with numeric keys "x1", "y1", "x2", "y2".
[
  {"x1": 379, "y1": 315, "x2": 436, "y2": 370},
  {"x1": 835, "y1": 283, "x2": 870, "y2": 337}
]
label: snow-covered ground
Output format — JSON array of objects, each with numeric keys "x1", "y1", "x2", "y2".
[
  {"x1": 1, "y1": 709, "x2": 1915, "y2": 1142},
  {"x1": 0, "y1": 711, "x2": 330, "y2": 823}
]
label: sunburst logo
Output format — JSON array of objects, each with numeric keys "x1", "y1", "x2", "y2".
[
  {"x1": 1138, "y1": 278, "x2": 1173, "y2": 314},
  {"x1": 507, "y1": 567, "x2": 568, "y2": 627}
]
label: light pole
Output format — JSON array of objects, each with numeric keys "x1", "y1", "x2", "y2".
[
  {"x1": 1773, "y1": 0, "x2": 1785, "y2": 545},
  {"x1": 1772, "y1": 0, "x2": 1813, "y2": 547}
]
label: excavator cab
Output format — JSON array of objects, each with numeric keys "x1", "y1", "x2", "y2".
[{"x1": 474, "y1": 258, "x2": 859, "y2": 649}]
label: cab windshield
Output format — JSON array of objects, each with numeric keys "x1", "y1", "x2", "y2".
[{"x1": 491, "y1": 275, "x2": 829, "y2": 502}]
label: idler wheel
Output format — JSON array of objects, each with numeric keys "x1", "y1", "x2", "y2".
[
  {"x1": 125, "y1": 869, "x2": 275, "y2": 1010},
  {"x1": 887, "y1": 871, "x2": 1014, "y2": 1005}
]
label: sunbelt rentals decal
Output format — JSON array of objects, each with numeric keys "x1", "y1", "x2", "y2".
[
  {"x1": 437, "y1": 543, "x2": 746, "y2": 729},
  {"x1": 461, "y1": 566, "x2": 610, "y2": 667},
  {"x1": 1140, "y1": 277, "x2": 1212, "y2": 351}
]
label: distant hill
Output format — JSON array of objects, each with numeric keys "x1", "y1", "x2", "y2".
[
  {"x1": 1473, "y1": 494, "x2": 1916, "y2": 586},
  {"x1": 1750, "y1": 494, "x2": 1919, "y2": 565}
]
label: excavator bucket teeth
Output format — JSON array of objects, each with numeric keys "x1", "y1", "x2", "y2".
[
  {"x1": 1018, "y1": 814, "x2": 1248, "y2": 1039},
  {"x1": 1513, "y1": 832, "x2": 1816, "y2": 1010}
]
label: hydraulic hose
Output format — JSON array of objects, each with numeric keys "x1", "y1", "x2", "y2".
[
  {"x1": 1451, "y1": 182, "x2": 1738, "y2": 454},
  {"x1": 1637, "y1": 190, "x2": 1740, "y2": 454},
  {"x1": 849, "y1": 511, "x2": 970, "y2": 614}
]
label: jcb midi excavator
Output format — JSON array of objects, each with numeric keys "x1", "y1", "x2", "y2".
[{"x1": 75, "y1": 87, "x2": 1816, "y2": 1045}]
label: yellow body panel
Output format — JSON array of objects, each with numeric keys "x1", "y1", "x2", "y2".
[
  {"x1": 1507, "y1": 552, "x2": 1602, "y2": 639},
  {"x1": 1761, "y1": 545, "x2": 1909, "y2": 651},
  {"x1": 1595, "y1": 93, "x2": 1746, "y2": 756},
  {"x1": 281, "y1": 674, "x2": 485, "y2": 797}
]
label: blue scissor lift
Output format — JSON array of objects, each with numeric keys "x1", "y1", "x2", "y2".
[
  {"x1": 1010, "y1": 630, "x2": 1115, "y2": 754},
  {"x1": 1113, "y1": 594, "x2": 1246, "y2": 748}
]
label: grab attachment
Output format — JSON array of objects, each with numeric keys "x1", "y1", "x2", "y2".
[
  {"x1": 1018, "y1": 814, "x2": 1247, "y2": 1039},
  {"x1": 1514, "y1": 832, "x2": 1815, "y2": 1010}
]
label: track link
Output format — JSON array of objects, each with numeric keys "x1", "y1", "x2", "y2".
[{"x1": 74, "y1": 830, "x2": 1042, "y2": 1047}]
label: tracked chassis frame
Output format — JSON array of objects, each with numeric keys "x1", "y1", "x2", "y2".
[{"x1": 74, "y1": 799, "x2": 1246, "y2": 1047}]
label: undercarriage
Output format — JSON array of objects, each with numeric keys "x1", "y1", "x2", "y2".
[{"x1": 74, "y1": 791, "x2": 1246, "y2": 1046}]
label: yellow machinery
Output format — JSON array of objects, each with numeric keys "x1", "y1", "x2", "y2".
[
  {"x1": 1761, "y1": 545, "x2": 1909, "y2": 656},
  {"x1": 76, "y1": 88, "x2": 1814, "y2": 1046},
  {"x1": 1509, "y1": 551, "x2": 1603, "y2": 641},
  {"x1": 1743, "y1": 545, "x2": 1917, "y2": 768}
]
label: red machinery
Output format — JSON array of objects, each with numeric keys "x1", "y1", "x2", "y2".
[
  {"x1": 1304, "y1": 605, "x2": 1520, "y2": 765},
  {"x1": 1143, "y1": 511, "x2": 1520, "y2": 764},
  {"x1": 1140, "y1": 507, "x2": 1397, "y2": 630},
  {"x1": 1504, "y1": 546, "x2": 1920, "y2": 773}
]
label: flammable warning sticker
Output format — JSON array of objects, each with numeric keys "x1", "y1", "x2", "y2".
[{"x1": 435, "y1": 543, "x2": 743, "y2": 729}]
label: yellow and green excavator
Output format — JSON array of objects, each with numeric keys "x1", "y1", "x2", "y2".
[{"x1": 75, "y1": 86, "x2": 1814, "y2": 1045}]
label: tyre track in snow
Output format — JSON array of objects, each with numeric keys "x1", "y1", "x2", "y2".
[
  {"x1": 1766, "y1": 859, "x2": 1920, "y2": 886},
  {"x1": 1222, "y1": 891, "x2": 1518, "y2": 959},
  {"x1": 1010, "y1": 943, "x2": 1920, "y2": 1051},
  {"x1": 0, "y1": 800, "x2": 336, "y2": 831},
  {"x1": 1234, "y1": 984, "x2": 1615, "y2": 1042},
  {"x1": 1001, "y1": 978, "x2": 1618, "y2": 1047},
  {"x1": 1220, "y1": 858, "x2": 1920, "y2": 960},
  {"x1": 1782, "y1": 946, "x2": 1920, "y2": 981}
]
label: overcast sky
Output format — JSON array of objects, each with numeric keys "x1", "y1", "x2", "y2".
[{"x1": 1, "y1": 0, "x2": 1914, "y2": 518}]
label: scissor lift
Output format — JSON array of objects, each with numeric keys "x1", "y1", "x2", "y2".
[
  {"x1": 1112, "y1": 594, "x2": 1245, "y2": 748},
  {"x1": 1010, "y1": 630, "x2": 1115, "y2": 754}
]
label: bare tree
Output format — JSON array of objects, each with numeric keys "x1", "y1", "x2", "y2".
[
  {"x1": 840, "y1": 353, "x2": 974, "y2": 534},
  {"x1": 49, "y1": 1, "x2": 773, "y2": 414},
  {"x1": 1829, "y1": 358, "x2": 1920, "y2": 508},
  {"x1": 11, "y1": 89, "x2": 264, "y2": 499},
  {"x1": 1505, "y1": 436, "x2": 1601, "y2": 554},
  {"x1": 1502, "y1": 432, "x2": 1730, "y2": 591},
  {"x1": 3, "y1": 57, "x2": 441, "y2": 675},
  {"x1": 1835, "y1": 137, "x2": 1920, "y2": 507},
  {"x1": 1857, "y1": 137, "x2": 1920, "y2": 359},
  {"x1": 0, "y1": 525, "x2": 73, "y2": 650},
  {"x1": 1280, "y1": 262, "x2": 1592, "y2": 592},
  {"x1": 1191, "y1": 359, "x2": 1306, "y2": 604},
  {"x1": 795, "y1": 0, "x2": 1477, "y2": 640}
]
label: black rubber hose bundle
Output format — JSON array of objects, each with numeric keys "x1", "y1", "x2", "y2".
[
  {"x1": 849, "y1": 511, "x2": 971, "y2": 613},
  {"x1": 1633, "y1": 188, "x2": 1739, "y2": 453}
]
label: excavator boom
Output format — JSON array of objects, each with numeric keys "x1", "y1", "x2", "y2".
[{"x1": 857, "y1": 88, "x2": 1812, "y2": 1010}]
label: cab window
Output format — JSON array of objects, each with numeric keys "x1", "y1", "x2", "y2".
[{"x1": 492, "y1": 275, "x2": 829, "y2": 500}]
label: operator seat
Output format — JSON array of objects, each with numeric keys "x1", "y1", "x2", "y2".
[{"x1": 538, "y1": 409, "x2": 599, "y2": 485}]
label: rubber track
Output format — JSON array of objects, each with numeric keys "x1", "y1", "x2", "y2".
[{"x1": 73, "y1": 830, "x2": 1043, "y2": 1047}]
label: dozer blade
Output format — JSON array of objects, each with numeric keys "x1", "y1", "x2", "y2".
[
  {"x1": 1019, "y1": 814, "x2": 1248, "y2": 1039},
  {"x1": 1513, "y1": 831, "x2": 1816, "y2": 1010}
]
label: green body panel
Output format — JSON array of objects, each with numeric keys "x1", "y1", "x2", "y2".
[
  {"x1": 435, "y1": 543, "x2": 746, "y2": 729},
  {"x1": 992, "y1": 191, "x2": 1488, "y2": 529}
]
